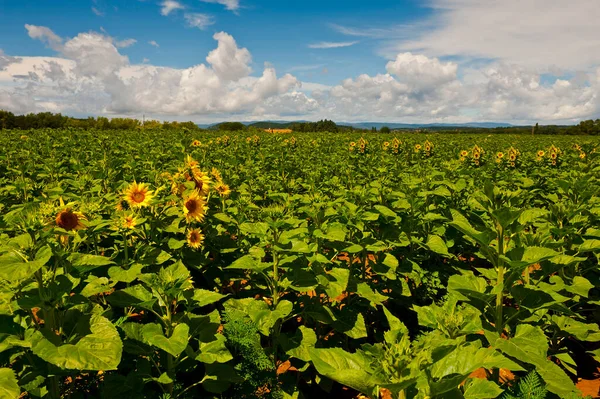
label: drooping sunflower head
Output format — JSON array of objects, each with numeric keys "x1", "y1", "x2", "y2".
[
  {"x1": 187, "y1": 228, "x2": 204, "y2": 249},
  {"x1": 124, "y1": 182, "x2": 153, "y2": 208},
  {"x1": 183, "y1": 191, "x2": 207, "y2": 223},
  {"x1": 55, "y1": 208, "x2": 86, "y2": 231},
  {"x1": 214, "y1": 181, "x2": 231, "y2": 197}
]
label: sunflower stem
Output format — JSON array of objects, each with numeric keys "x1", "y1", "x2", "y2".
[{"x1": 123, "y1": 232, "x2": 129, "y2": 266}]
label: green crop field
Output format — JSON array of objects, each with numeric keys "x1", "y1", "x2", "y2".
[{"x1": 1, "y1": 128, "x2": 600, "y2": 399}]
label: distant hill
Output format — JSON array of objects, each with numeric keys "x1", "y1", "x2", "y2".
[{"x1": 199, "y1": 120, "x2": 514, "y2": 130}]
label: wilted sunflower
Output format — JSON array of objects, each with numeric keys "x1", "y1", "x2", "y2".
[
  {"x1": 187, "y1": 228, "x2": 204, "y2": 249},
  {"x1": 183, "y1": 191, "x2": 207, "y2": 223},
  {"x1": 214, "y1": 181, "x2": 231, "y2": 197},
  {"x1": 55, "y1": 208, "x2": 86, "y2": 231},
  {"x1": 124, "y1": 182, "x2": 153, "y2": 208},
  {"x1": 191, "y1": 140, "x2": 201, "y2": 147}
]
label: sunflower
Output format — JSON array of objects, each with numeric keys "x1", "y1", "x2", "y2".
[
  {"x1": 183, "y1": 191, "x2": 207, "y2": 223},
  {"x1": 415, "y1": 144, "x2": 422, "y2": 150},
  {"x1": 509, "y1": 153, "x2": 516, "y2": 161},
  {"x1": 350, "y1": 142, "x2": 356, "y2": 147},
  {"x1": 537, "y1": 150, "x2": 545, "y2": 157},
  {"x1": 474, "y1": 159, "x2": 480, "y2": 166},
  {"x1": 190, "y1": 170, "x2": 211, "y2": 196},
  {"x1": 580, "y1": 152, "x2": 586, "y2": 159},
  {"x1": 459, "y1": 157, "x2": 466, "y2": 162},
  {"x1": 122, "y1": 215, "x2": 138, "y2": 230},
  {"x1": 510, "y1": 161, "x2": 515, "y2": 167},
  {"x1": 536, "y1": 157, "x2": 542, "y2": 162},
  {"x1": 116, "y1": 198, "x2": 130, "y2": 212},
  {"x1": 550, "y1": 152, "x2": 557, "y2": 160},
  {"x1": 191, "y1": 140, "x2": 201, "y2": 147},
  {"x1": 460, "y1": 150, "x2": 469, "y2": 157},
  {"x1": 124, "y1": 182, "x2": 153, "y2": 208},
  {"x1": 496, "y1": 152, "x2": 504, "y2": 159},
  {"x1": 383, "y1": 141, "x2": 390, "y2": 147},
  {"x1": 425, "y1": 145, "x2": 431, "y2": 152},
  {"x1": 210, "y1": 167, "x2": 222, "y2": 181},
  {"x1": 473, "y1": 152, "x2": 481, "y2": 160},
  {"x1": 55, "y1": 208, "x2": 86, "y2": 231},
  {"x1": 214, "y1": 181, "x2": 231, "y2": 197},
  {"x1": 552, "y1": 160, "x2": 557, "y2": 166},
  {"x1": 187, "y1": 228, "x2": 205, "y2": 249}
]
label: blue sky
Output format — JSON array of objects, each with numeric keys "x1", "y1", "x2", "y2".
[
  {"x1": 0, "y1": 0, "x2": 599, "y2": 123},
  {"x1": 0, "y1": 0, "x2": 428, "y2": 85}
]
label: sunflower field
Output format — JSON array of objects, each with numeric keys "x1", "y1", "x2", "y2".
[{"x1": 1, "y1": 128, "x2": 600, "y2": 399}]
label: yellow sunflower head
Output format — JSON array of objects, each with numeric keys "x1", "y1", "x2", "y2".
[
  {"x1": 415, "y1": 144, "x2": 422, "y2": 150},
  {"x1": 210, "y1": 167, "x2": 222, "y2": 181},
  {"x1": 473, "y1": 151, "x2": 481, "y2": 160},
  {"x1": 537, "y1": 150, "x2": 545, "y2": 157},
  {"x1": 460, "y1": 150, "x2": 469, "y2": 157},
  {"x1": 124, "y1": 182, "x2": 153, "y2": 208},
  {"x1": 183, "y1": 191, "x2": 207, "y2": 223},
  {"x1": 509, "y1": 161, "x2": 515, "y2": 167},
  {"x1": 551, "y1": 159, "x2": 557, "y2": 166},
  {"x1": 214, "y1": 182, "x2": 231, "y2": 197},
  {"x1": 187, "y1": 228, "x2": 205, "y2": 250},
  {"x1": 191, "y1": 140, "x2": 201, "y2": 147},
  {"x1": 550, "y1": 152, "x2": 557, "y2": 159},
  {"x1": 509, "y1": 153, "x2": 516, "y2": 161},
  {"x1": 350, "y1": 141, "x2": 356, "y2": 147},
  {"x1": 579, "y1": 152, "x2": 586, "y2": 159},
  {"x1": 122, "y1": 215, "x2": 138, "y2": 230},
  {"x1": 497, "y1": 152, "x2": 504, "y2": 159},
  {"x1": 55, "y1": 208, "x2": 86, "y2": 231}
]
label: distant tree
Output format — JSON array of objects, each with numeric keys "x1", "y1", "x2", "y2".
[
  {"x1": 380, "y1": 126, "x2": 391, "y2": 134},
  {"x1": 371, "y1": 127, "x2": 376, "y2": 132},
  {"x1": 218, "y1": 122, "x2": 246, "y2": 131}
]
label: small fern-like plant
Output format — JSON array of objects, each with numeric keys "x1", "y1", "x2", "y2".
[{"x1": 501, "y1": 372, "x2": 547, "y2": 399}]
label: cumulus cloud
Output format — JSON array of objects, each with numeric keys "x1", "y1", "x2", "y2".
[
  {"x1": 160, "y1": 0, "x2": 184, "y2": 16},
  {"x1": 2, "y1": 25, "x2": 600, "y2": 124},
  {"x1": 308, "y1": 41, "x2": 358, "y2": 49},
  {"x1": 0, "y1": 27, "x2": 309, "y2": 119},
  {"x1": 184, "y1": 13, "x2": 215, "y2": 30},
  {"x1": 200, "y1": 0, "x2": 240, "y2": 12},
  {"x1": 25, "y1": 24, "x2": 63, "y2": 50},
  {"x1": 372, "y1": 0, "x2": 600, "y2": 71},
  {"x1": 115, "y1": 38, "x2": 137, "y2": 48},
  {"x1": 149, "y1": 40, "x2": 160, "y2": 47}
]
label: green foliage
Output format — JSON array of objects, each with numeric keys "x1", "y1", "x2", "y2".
[
  {"x1": 0, "y1": 129, "x2": 599, "y2": 398},
  {"x1": 501, "y1": 372, "x2": 547, "y2": 399}
]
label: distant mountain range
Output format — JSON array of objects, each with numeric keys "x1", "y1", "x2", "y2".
[{"x1": 198, "y1": 120, "x2": 515, "y2": 130}]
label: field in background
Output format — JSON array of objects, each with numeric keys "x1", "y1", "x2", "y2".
[{"x1": 1, "y1": 129, "x2": 600, "y2": 398}]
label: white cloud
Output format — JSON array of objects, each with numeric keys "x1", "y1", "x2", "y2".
[
  {"x1": 148, "y1": 40, "x2": 160, "y2": 47},
  {"x1": 200, "y1": 0, "x2": 240, "y2": 12},
  {"x1": 91, "y1": 7, "x2": 105, "y2": 16},
  {"x1": 3, "y1": 25, "x2": 600, "y2": 124},
  {"x1": 184, "y1": 13, "x2": 215, "y2": 30},
  {"x1": 206, "y1": 32, "x2": 251, "y2": 80},
  {"x1": 115, "y1": 38, "x2": 137, "y2": 48},
  {"x1": 378, "y1": 0, "x2": 600, "y2": 70},
  {"x1": 25, "y1": 24, "x2": 63, "y2": 50},
  {"x1": 160, "y1": 0, "x2": 184, "y2": 16},
  {"x1": 308, "y1": 41, "x2": 358, "y2": 49}
]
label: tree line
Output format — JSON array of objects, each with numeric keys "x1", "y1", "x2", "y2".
[
  {"x1": 1, "y1": 110, "x2": 599, "y2": 135},
  {"x1": 0, "y1": 110, "x2": 201, "y2": 131}
]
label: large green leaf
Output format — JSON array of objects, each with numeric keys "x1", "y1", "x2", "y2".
[
  {"x1": 463, "y1": 378, "x2": 503, "y2": 399},
  {"x1": 141, "y1": 323, "x2": 189, "y2": 357},
  {"x1": 0, "y1": 245, "x2": 52, "y2": 282},
  {"x1": 190, "y1": 289, "x2": 227, "y2": 307},
  {"x1": 0, "y1": 368, "x2": 19, "y2": 399},
  {"x1": 68, "y1": 253, "x2": 115, "y2": 273},
  {"x1": 493, "y1": 324, "x2": 579, "y2": 397},
  {"x1": 309, "y1": 348, "x2": 382, "y2": 395},
  {"x1": 30, "y1": 315, "x2": 123, "y2": 370}
]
